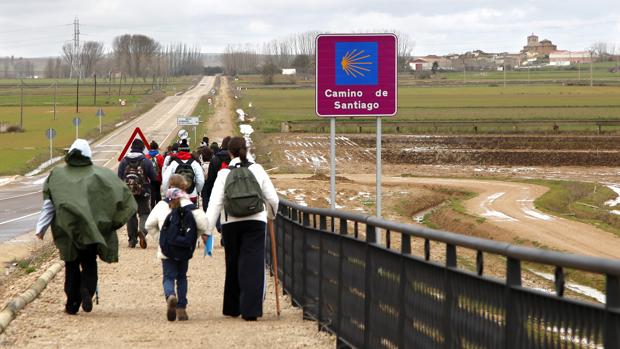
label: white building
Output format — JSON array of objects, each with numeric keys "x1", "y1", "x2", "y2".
[{"x1": 549, "y1": 51, "x2": 593, "y2": 66}]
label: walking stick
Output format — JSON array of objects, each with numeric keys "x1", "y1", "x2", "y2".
[{"x1": 268, "y1": 219, "x2": 281, "y2": 317}]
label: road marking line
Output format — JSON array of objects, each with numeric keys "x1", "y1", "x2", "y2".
[
  {"x1": 0, "y1": 190, "x2": 42, "y2": 201},
  {"x1": 0, "y1": 211, "x2": 41, "y2": 226}
]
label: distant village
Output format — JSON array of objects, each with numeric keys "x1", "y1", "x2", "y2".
[{"x1": 408, "y1": 34, "x2": 601, "y2": 72}]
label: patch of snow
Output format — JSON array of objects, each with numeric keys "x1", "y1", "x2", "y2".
[
  {"x1": 0, "y1": 176, "x2": 17, "y2": 187},
  {"x1": 530, "y1": 270, "x2": 605, "y2": 303},
  {"x1": 239, "y1": 124, "x2": 255, "y2": 162},
  {"x1": 611, "y1": 210, "x2": 620, "y2": 216},
  {"x1": 294, "y1": 194, "x2": 308, "y2": 207},
  {"x1": 25, "y1": 156, "x2": 63, "y2": 177},
  {"x1": 236, "y1": 109, "x2": 245, "y2": 121},
  {"x1": 522, "y1": 208, "x2": 553, "y2": 221},
  {"x1": 480, "y1": 192, "x2": 518, "y2": 222},
  {"x1": 604, "y1": 184, "x2": 620, "y2": 207}
]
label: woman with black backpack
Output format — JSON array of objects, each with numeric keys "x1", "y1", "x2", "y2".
[
  {"x1": 145, "y1": 175, "x2": 209, "y2": 321},
  {"x1": 204, "y1": 136, "x2": 279, "y2": 321}
]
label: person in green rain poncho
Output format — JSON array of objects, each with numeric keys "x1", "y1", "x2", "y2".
[{"x1": 35, "y1": 139, "x2": 137, "y2": 315}]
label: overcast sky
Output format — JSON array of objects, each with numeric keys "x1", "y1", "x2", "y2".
[{"x1": 1, "y1": 0, "x2": 619, "y2": 58}]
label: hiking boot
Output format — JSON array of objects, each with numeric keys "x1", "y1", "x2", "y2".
[
  {"x1": 137, "y1": 231, "x2": 147, "y2": 249},
  {"x1": 177, "y1": 308, "x2": 188, "y2": 321},
  {"x1": 65, "y1": 301, "x2": 80, "y2": 315},
  {"x1": 166, "y1": 295, "x2": 177, "y2": 321},
  {"x1": 128, "y1": 241, "x2": 137, "y2": 248},
  {"x1": 242, "y1": 316, "x2": 257, "y2": 321},
  {"x1": 80, "y1": 288, "x2": 93, "y2": 313}
]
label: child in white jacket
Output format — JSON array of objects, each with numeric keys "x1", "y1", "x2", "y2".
[{"x1": 145, "y1": 175, "x2": 209, "y2": 322}]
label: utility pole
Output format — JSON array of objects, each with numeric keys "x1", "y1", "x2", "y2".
[
  {"x1": 590, "y1": 51, "x2": 594, "y2": 87},
  {"x1": 53, "y1": 81, "x2": 57, "y2": 120},
  {"x1": 19, "y1": 80, "x2": 23, "y2": 129},
  {"x1": 76, "y1": 76, "x2": 80, "y2": 113},
  {"x1": 70, "y1": 16, "x2": 81, "y2": 80},
  {"x1": 93, "y1": 73, "x2": 97, "y2": 105}
]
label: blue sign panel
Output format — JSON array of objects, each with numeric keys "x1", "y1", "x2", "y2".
[{"x1": 335, "y1": 41, "x2": 378, "y2": 86}]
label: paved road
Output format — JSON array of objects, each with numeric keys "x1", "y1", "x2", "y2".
[{"x1": 0, "y1": 76, "x2": 215, "y2": 243}]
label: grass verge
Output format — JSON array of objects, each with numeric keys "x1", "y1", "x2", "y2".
[{"x1": 527, "y1": 179, "x2": 620, "y2": 237}]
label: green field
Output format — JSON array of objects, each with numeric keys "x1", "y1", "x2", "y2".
[
  {"x1": 233, "y1": 79, "x2": 620, "y2": 132},
  {"x1": 0, "y1": 76, "x2": 199, "y2": 175}
]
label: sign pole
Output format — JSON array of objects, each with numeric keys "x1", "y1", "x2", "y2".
[
  {"x1": 376, "y1": 116, "x2": 382, "y2": 242},
  {"x1": 49, "y1": 137, "x2": 53, "y2": 163},
  {"x1": 75, "y1": 123, "x2": 78, "y2": 139},
  {"x1": 330, "y1": 117, "x2": 336, "y2": 210}
]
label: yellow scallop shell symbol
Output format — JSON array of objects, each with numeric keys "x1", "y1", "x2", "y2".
[{"x1": 340, "y1": 49, "x2": 372, "y2": 78}]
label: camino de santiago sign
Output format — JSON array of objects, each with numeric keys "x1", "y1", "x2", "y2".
[{"x1": 316, "y1": 34, "x2": 397, "y2": 117}]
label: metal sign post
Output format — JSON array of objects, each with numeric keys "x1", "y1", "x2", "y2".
[
  {"x1": 330, "y1": 118, "x2": 336, "y2": 209},
  {"x1": 376, "y1": 117, "x2": 382, "y2": 218},
  {"x1": 315, "y1": 33, "x2": 398, "y2": 231},
  {"x1": 96, "y1": 108, "x2": 105, "y2": 134},
  {"x1": 72, "y1": 117, "x2": 81, "y2": 139},
  {"x1": 45, "y1": 128, "x2": 56, "y2": 164}
]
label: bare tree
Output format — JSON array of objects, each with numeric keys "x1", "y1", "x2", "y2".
[
  {"x1": 113, "y1": 34, "x2": 133, "y2": 76},
  {"x1": 591, "y1": 42, "x2": 609, "y2": 62},
  {"x1": 81, "y1": 41, "x2": 105, "y2": 77},
  {"x1": 62, "y1": 42, "x2": 80, "y2": 78},
  {"x1": 395, "y1": 31, "x2": 414, "y2": 72},
  {"x1": 44, "y1": 58, "x2": 55, "y2": 78}
]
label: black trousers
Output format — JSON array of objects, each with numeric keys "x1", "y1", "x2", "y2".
[
  {"x1": 65, "y1": 244, "x2": 98, "y2": 309},
  {"x1": 222, "y1": 220, "x2": 266, "y2": 318},
  {"x1": 150, "y1": 181, "x2": 161, "y2": 208},
  {"x1": 127, "y1": 194, "x2": 151, "y2": 243}
]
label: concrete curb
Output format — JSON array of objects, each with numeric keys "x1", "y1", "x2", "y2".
[{"x1": 0, "y1": 261, "x2": 64, "y2": 335}]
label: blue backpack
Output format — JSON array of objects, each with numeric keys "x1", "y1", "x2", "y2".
[{"x1": 159, "y1": 204, "x2": 198, "y2": 260}]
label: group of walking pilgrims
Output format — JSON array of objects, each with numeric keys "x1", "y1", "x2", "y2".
[{"x1": 34, "y1": 133, "x2": 279, "y2": 322}]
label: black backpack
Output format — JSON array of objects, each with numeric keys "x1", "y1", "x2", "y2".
[
  {"x1": 224, "y1": 162, "x2": 264, "y2": 218},
  {"x1": 174, "y1": 158, "x2": 196, "y2": 193},
  {"x1": 159, "y1": 204, "x2": 198, "y2": 260},
  {"x1": 123, "y1": 158, "x2": 146, "y2": 196}
]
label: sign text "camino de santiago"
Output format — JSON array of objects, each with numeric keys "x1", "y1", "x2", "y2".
[{"x1": 316, "y1": 34, "x2": 397, "y2": 117}]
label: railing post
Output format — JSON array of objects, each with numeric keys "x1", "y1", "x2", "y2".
[
  {"x1": 364, "y1": 222, "x2": 376, "y2": 347},
  {"x1": 280, "y1": 208, "x2": 287, "y2": 294},
  {"x1": 291, "y1": 208, "x2": 298, "y2": 306},
  {"x1": 336, "y1": 218, "x2": 347, "y2": 345},
  {"x1": 302, "y1": 212, "x2": 310, "y2": 317},
  {"x1": 605, "y1": 274, "x2": 620, "y2": 349},
  {"x1": 318, "y1": 215, "x2": 324, "y2": 332},
  {"x1": 505, "y1": 258, "x2": 522, "y2": 349},
  {"x1": 398, "y1": 234, "x2": 411, "y2": 348},
  {"x1": 443, "y1": 244, "x2": 457, "y2": 348}
]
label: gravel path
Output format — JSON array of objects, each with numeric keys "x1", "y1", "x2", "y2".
[{"x1": 0, "y1": 232, "x2": 334, "y2": 348}]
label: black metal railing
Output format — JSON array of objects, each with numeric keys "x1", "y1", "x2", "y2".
[{"x1": 266, "y1": 199, "x2": 620, "y2": 349}]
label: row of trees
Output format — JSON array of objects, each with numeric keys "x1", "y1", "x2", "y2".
[
  {"x1": 221, "y1": 31, "x2": 414, "y2": 79},
  {"x1": 1, "y1": 34, "x2": 205, "y2": 80}
]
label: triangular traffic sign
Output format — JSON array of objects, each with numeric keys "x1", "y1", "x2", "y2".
[{"x1": 117, "y1": 127, "x2": 151, "y2": 161}]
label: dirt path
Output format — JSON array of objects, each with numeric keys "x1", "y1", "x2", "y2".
[
  {"x1": 205, "y1": 76, "x2": 236, "y2": 143},
  {"x1": 0, "y1": 233, "x2": 333, "y2": 348},
  {"x1": 274, "y1": 174, "x2": 620, "y2": 259}
]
